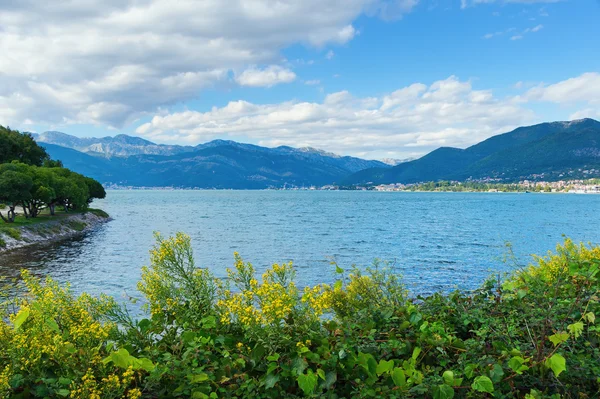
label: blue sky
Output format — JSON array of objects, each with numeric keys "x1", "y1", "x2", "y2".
[{"x1": 1, "y1": 0, "x2": 599, "y2": 160}]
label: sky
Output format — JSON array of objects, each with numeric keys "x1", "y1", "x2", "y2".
[{"x1": 1, "y1": 0, "x2": 599, "y2": 160}]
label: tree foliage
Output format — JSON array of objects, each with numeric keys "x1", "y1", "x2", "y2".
[
  {"x1": 0, "y1": 126, "x2": 105, "y2": 222},
  {"x1": 0, "y1": 126, "x2": 49, "y2": 166}
]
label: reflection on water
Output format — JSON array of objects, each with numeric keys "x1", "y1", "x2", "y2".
[{"x1": 1, "y1": 191, "x2": 599, "y2": 305}]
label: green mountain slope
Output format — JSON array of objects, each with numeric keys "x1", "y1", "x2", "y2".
[{"x1": 345, "y1": 118, "x2": 600, "y2": 185}]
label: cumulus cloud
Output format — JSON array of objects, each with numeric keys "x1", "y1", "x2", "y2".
[
  {"x1": 522, "y1": 72, "x2": 600, "y2": 104},
  {"x1": 235, "y1": 66, "x2": 296, "y2": 87},
  {"x1": 0, "y1": 0, "x2": 418, "y2": 128},
  {"x1": 136, "y1": 76, "x2": 535, "y2": 159}
]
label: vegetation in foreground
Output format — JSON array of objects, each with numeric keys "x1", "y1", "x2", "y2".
[{"x1": 0, "y1": 236, "x2": 598, "y2": 398}]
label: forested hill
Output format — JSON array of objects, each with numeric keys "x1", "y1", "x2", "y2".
[
  {"x1": 344, "y1": 118, "x2": 600, "y2": 185},
  {"x1": 0, "y1": 126, "x2": 105, "y2": 223}
]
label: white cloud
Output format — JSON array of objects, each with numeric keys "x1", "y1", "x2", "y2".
[
  {"x1": 524, "y1": 24, "x2": 544, "y2": 33},
  {"x1": 523, "y1": 72, "x2": 600, "y2": 104},
  {"x1": 136, "y1": 76, "x2": 535, "y2": 159},
  {"x1": 326, "y1": 50, "x2": 335, "y2": 60},
  {"x1": 235, "y1": 66, "x2": 297, "y2": 88},
  {"x1": 304, "y1": 80, "x2": 322, "y2": 86},
  {"x1": 0, "y1": 0, "x2": 419, "y2": 128},
  {"x1": 486, "y1": 24, "x2": 543, "y2": 41},
  {"x1": 570, "y1": 109, "x2": 600, "y2": 121}
]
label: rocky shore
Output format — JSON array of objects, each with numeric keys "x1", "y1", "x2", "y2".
[{"x1": 0, "y1": 211, "x2": 110, "y2": 253}]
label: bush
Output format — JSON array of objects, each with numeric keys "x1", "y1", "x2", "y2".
[{"x1": 0, "y1": 236, "x2": 598, "y2": 398}]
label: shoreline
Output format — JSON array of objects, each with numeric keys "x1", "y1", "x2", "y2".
[{"x1": 0, "y1": 211, "x2": 110, "y2": 254}]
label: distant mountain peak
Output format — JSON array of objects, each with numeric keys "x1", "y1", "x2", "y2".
[{"x1": 297, "y1": 147, "x2": 340, "y2": 158}]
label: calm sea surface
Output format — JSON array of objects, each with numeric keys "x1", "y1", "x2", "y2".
[{"x1": 1, "y1": 190, "x2": 600, "y2": 303}]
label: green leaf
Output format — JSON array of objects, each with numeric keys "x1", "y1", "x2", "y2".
[
  {"x1": 316, "y1": 369, "x2": 326, "y2": 381},
  {"x1": 201, "y1": 315, "x2": 217, "y2": 329},
  {"x1": 471, "y1": 376, "x2": 494, "y2": 393},
  {"x1": 182, "y1": 331, "x2": 197, "y2": 343},
  {"x1": 464, "y1": 364, "x2": 477, "y2": 379},
  {"x1": 433, "y1": 384, "x2": 455, "y2": 399},
  {"x1": 412, "y1": 347, "x2": 422, "y2": 361},
  {"x1": 376, "y1": 359, "x2": 394, "y2": 376},
  {"x1": 135, "y1": 357, "x2": 155, "y2": 372},
  {"x1": 56, "y1": 389, "x2": 70, "y2": 397},
  {"x1": 391, "y1": 368, "x2": 406, "y2": 387},
  {"x1": 191, "y1": 392, "x2": 208, "y2": 399},
  {"x1": 442, "y1": 370, "x2": 454, "y2": 386},
  {"x1": 267, "y1": 353, "x2": 280, "y2": 362},
  {"x1": 585, "y1": 312, "x2": 595, "y2": 324},
  {"x1": 545, "y1": 354, "x2": 566, "y2": 377},
  {"x1": 489, "y1": 364, "x2": 504, "y2": 383},
  {"x1": 137, "y1": 318, "x2": 151, "y2": 332},
  {"x1": 297, "y1": 371, "x2": 318, "y2": 396},
  {"x1": 358, "y1": 352, "x2": 377, "y2": 377},
  {"x1": 548, "y1": 332, "x2": 569, "y2": 347},
  {"x1": 322, "y1": 371, "x2": 337, "y2": 389},
  {"x1": 335, "y1": 265, "x2": 344, "y2": 274},
  {"x1": 45, "y1": 318, "x2": 60, "y2": 332},
  {"x1": 189, "y1": 373, "x2": 209, "y2": 383},
  {"x1": 507, "y1": 357, "x2": 529, "y2": 374},
  {"x1": 265, "y1": 374, "x2": 279, "y2": 389},
  {"x1": 58, "y1": 378, "x2": 71, "y2": 386},
  {"x1": 109, "y1": 348, "x2": 131, "y2": 369},
  {"x1": 567, "y1": 322, "x2": 584, "y2": 338},
  {"x1": 13, "y1": 309, "x2": 30, "y2": 330}
]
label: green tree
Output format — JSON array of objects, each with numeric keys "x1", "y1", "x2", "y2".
[
  {"x1": 0, "y1": 126, "x2": 49, "y2": 166},
  {"x1": 0, "y1": 165, "x2": 33, "y2": 223}
]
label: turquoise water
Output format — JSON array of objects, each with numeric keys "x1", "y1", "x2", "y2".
[{"x1": 1, "y1": 190, "x2": 600, "y2": 302}]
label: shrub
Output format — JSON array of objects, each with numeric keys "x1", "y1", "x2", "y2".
[{"x1": 0, "y1": 235, "x2": 598, "y2": 398}]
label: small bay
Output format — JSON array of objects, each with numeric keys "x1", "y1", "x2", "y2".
[{"x1": 1, "y1": 190, "x2": 599, "y2": 302}]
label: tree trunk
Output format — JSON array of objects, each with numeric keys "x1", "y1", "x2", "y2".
[
  {"x1": 4, "y1": 205, "x2": 17, "y2": 223},
  {"x1": 49, "y1": 203, "x2": 55, "y2": 216},
  {"x1": 22, "y1": 202, "x2": 29, "y2": 219}
]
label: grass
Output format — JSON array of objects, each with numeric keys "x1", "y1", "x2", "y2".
[
  {"x1": 2, "y1": 228, "x2": 21, "y2": 240},
  {"x1": 66, "y1": 221, "x2": 87, "y2": 232},
  {"x1": 87, "y1": 208, "x2": 109, "y2": 218}
]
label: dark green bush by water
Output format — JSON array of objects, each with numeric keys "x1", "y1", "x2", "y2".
[{"x1": 0, "y1": 235, "x2": 598, "y2": 398}]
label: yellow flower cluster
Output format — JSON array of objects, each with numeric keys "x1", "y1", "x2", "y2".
[
  {"x1": 301, "y1": 284, "x2": 332, "y2": 317},
  {"x1": 518, "y1": 239, "x2": 600, "y2": 282},
  {"x1": 0, "y1": 366, "x2": 10, "y2": 398},
  {"x1": 0, "y1": 271, "x2": 122, "y2": 397},
  {"x1": 218, "y1": 259, "x2": 300, "y2": 327},
  {"x1": 69, "y1": 367, "x2": 139, "y2": 399}
]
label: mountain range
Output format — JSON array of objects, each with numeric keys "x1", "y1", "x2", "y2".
[
  {"x1": 343, "y1": 118, "x2": 600, "y2": 185},
  {"x1": 33, "y1": 118, "x2": 600, "y2": 189},
  {"x1": 35, "y1": 133, "x2": 390, "y2": 188}
]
